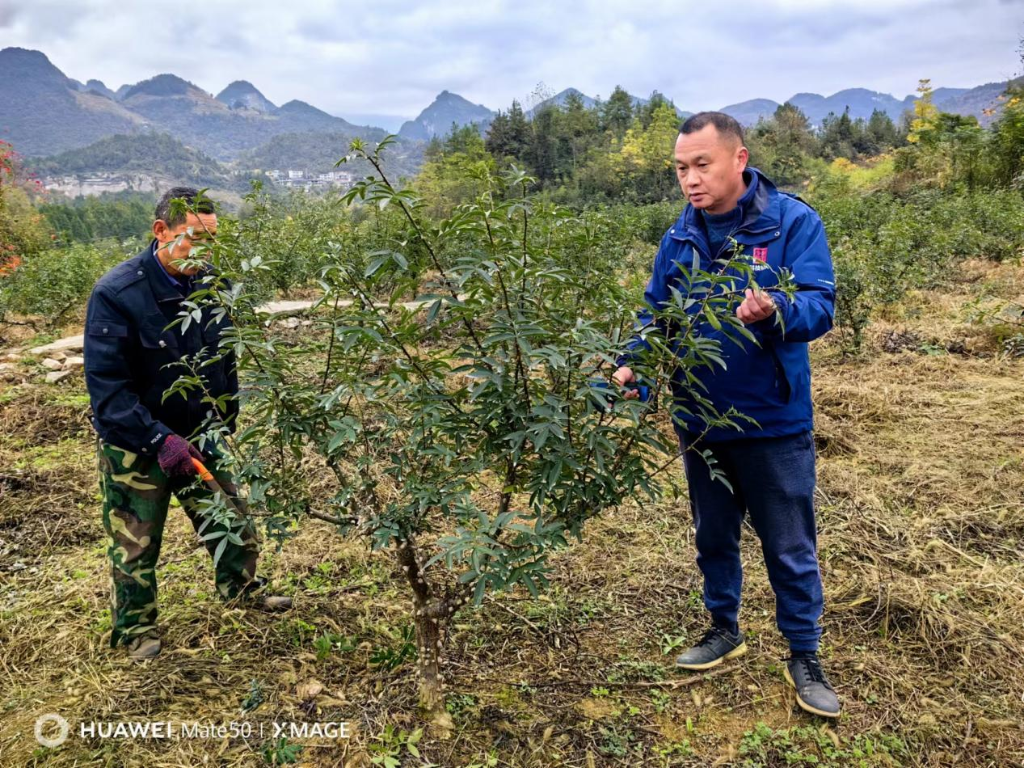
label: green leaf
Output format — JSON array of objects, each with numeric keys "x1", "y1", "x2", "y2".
[
  {"x1": 365, "y1": 256, "x2": 388, "y2": 277},
  {"x1": 213, "y1": 535, "x2": 228, "y2": 568}
]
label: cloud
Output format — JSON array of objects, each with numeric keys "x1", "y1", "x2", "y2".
[
  {"x1": 0, "y1": 0, "x2": 20, "y2": 28},
  {"x1": 0, "y1": 0, "x2": 1019, "y2": 118}
]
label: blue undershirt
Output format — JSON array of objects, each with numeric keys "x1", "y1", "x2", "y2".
[
  {"x1": 151, "y1": 242, "x2": 190, "y2": 293},
  {"x1": 700, "y1": 171, "x2": 757, "y2": 259}
]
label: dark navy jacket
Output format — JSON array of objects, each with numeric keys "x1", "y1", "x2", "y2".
[
  {"x1": 83, "y1": 241, "x2": 238, "y2": 456},
  {"x1": 620, "y1": 168, "x2": 835, "y2": 441}
]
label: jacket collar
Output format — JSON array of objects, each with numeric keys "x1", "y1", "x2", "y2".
[
  {"x1": 141, "y1": 239, "x2": 212, "y2": 303},
  {"x1": 673, "y1": 167, "x2": 782, "y2": 244},
  {"x1": 141, "y1": 240, "x2": 188, "y2": 303}
]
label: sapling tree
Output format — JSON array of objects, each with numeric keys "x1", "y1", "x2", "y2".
[{"x1": 165, "y1": 139, "x2": 791, "y2": 720}]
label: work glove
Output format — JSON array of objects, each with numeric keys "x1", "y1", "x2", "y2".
[{"x1": 157, "y1": 434, "x2": 204, "y2": 478}]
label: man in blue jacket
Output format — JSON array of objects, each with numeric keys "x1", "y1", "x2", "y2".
[
  {"x1": 613, "y1": 113, "x2": 840, "y2": 718},
  {"x1": 84, "y1": 187, "x2": 291, "y2": 661}
]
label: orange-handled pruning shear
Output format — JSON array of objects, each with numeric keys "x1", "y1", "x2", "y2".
[
  {"x1": 191, "y1": 456, "x2": 215, "y2": 482},
  {"x1": 191, "y1": 457, "x2": 246, "y2": 517}
]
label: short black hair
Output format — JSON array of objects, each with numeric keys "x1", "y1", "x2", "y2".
[
  {"x1": 679, "y1": 111, "x2": 745, "y2": 145},
  {"x1": 154, "y1": 186, "x2": 215, "y2": 227}
]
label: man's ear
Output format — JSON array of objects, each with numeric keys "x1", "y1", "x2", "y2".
[
  {"x1": 153, "y1": 219, "x2": 168, "y2": 241},
  {"x1": 737, "y1": 145, "x2": 750, "y2": 170}
]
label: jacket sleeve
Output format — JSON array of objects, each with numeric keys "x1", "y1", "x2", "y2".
[
  {"x1": 754, "y1": 209, "x2": 836, "y2": 343},
  {"x1": 84, "y1": 285, "x2": 173, "y2": 457},
  {"x1": 616, "y1": 233, "x2": 674, "y2": 368}
]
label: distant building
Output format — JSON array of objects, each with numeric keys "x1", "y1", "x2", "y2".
[{"x1": 258, "y1": 168, "x2": 357, "y2": 192}]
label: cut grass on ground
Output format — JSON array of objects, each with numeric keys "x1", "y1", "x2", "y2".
[{"x1": 1, "y1": 267, "x2": 1022, "y2": 766}]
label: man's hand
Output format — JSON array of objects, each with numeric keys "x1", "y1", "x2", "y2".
[
  {"x1": 157, "y1": 434, "x2": 203, "y2": 478},
  {"x1": 612, "y1": 366, "x2": 640, "y2": 400},
  {"x1": 736, "y1": 287, "x2": 776, "y2": 325}
]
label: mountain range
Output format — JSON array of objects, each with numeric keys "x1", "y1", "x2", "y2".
[
  {"x1": 0, "y1": 46, "x2": 1015, "y2": 183},
  {"x1": 0, "y1": 48, "x2": 386, "y2": 160},
  {"x1": 718, "y1": 84, "x2": 1010, "y2": 127}
]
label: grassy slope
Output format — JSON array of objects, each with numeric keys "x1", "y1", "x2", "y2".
[{"x1": 0, "y1": 261, "x2": 1022, "y2": 766}]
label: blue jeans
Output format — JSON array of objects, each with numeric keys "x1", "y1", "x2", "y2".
[{"x1": 681, "y1": 430, "x2": 823, "y2": 652}]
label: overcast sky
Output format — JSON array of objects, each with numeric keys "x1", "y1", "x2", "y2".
[{"x1": 1, "y1": 0, "x2": 1021, "y2": 123}]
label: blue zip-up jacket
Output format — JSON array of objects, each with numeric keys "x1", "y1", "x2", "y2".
[
  {"x1": 619, "y1": 168, "x2": 835, "y2": 442},
  {"x1": 83, "y1": 241, "x2": 239, "y2": 457}
]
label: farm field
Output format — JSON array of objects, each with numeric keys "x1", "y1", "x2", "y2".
[
  {"x1": 3, "y1": 50, "x2": 1024, "y2": 766},
  {"x1": 1, "y1": 257, "x2": 1022, "y2": 767}
]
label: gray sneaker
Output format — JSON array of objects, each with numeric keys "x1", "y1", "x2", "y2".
[
  {"x1": 127, "y1": 630, "x2": 161, "y2": 661},
  {"x1": 231, "y1": 577, "x2": 294, "y2": 611},
  {"x1": 675, "y1": 626, "x2": 747, "y2": 670},
  {"x1": 785, "y1": 656, "x2": 841, "y2": 719},
  {"x1": 249, "y1": 593, "x2": 293, "y2": 611}
]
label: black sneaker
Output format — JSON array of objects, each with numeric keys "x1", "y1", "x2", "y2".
[
  {"x1": 785, "y1": 655, "x2": 841, "y2": 719},
  {"x1": 675, "y1": 626, "x2": 747, "y2": 670}
]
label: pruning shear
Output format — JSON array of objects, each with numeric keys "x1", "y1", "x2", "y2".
[{"x1": 191, "y1": 457, "x2": 247, "y2": 518}]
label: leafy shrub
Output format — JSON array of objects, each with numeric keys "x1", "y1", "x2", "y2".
[
  {"x1": 0, "y1": 240, "x2": 129, "y2": 326},
  {"x1": 0, "y1": 141, "x2": 51, "y2": 275},
  {"x1": 812, "y1": 168, "x2": 1024, "y2": 350}
]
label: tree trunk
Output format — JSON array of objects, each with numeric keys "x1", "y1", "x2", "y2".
[
  {"x1": 413, "y1": 607, "x2": 444, "y2": 713},
  {"x1": 396, "y1": 539, "x2": 451, "y2": 722}
]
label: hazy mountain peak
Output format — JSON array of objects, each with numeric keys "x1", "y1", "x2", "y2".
[
  {"x1": 123, "y1": 74, "x2": 205, "y2": 100},
  {"x1": 0, "y1": 47, "x2": 70, "y2": 87},
  {"x1": 216, "y1": 80, "x2": 276, "y2": 113},
  {"x1": 222, "y1": 79, "x2": 260, "y2": 92},
  {"x1": 0, "y1": 46, "x2": 56, "y2": 66},
  {"x1": 83, "y1": 79, "x2": 116, "y2": 100},
  {"x1": 530, "y1": 88, "x2": 598, "y2": 115},
  {"x1": 398, "y1": 91, "x2": 495, "y2": 141},
  {"x1": 433, "y1": 90, "x2": 487, "y2": 109},
  {"x1": 719, "y1": 98, "x2": 782, "y2": 126},
  {"x1": 277, "y1": 99, "x2": 328, "y2": 116}
]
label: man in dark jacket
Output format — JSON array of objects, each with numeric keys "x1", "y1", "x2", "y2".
[
  {"x1": 613, "y1": 113, "x2": 840, "y2": 718},
  {"x1": 85, "y1": 187, "x2": 291, "y2": 661}
]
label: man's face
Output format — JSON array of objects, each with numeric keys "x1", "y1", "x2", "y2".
[
  {"x1": 153, "y1": 212, "x2": 217, "y2": 276},
  {"x1": 674, "y1": 125, "x2": 749, "y2": 214}
]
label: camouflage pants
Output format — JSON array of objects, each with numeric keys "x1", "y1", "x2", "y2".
[{"x1": 98, "y1": 439, "x2": 261, "y2": 647}]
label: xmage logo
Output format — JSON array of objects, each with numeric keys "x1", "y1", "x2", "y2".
[{"x1": 35, "y1": 713, "x2": 70, "y2": 747}]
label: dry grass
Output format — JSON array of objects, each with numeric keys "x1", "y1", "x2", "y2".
[{"x1": 1, "y1": 269, "x2": 1023, "y2": 766}]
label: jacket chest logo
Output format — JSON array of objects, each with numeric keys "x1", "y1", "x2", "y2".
[{"x1": 752, "y1": 247, "x2": 770, "y2": 270}]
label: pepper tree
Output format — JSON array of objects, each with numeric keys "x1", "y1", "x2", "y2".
[{"x1": 166, "y1": 138, "x2": 787, "y2": 719}]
